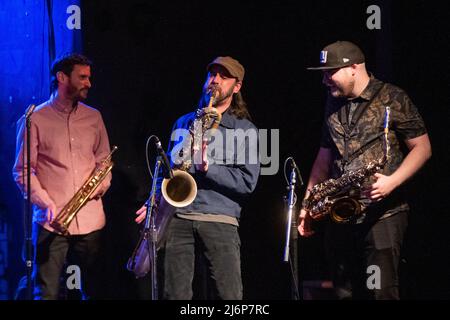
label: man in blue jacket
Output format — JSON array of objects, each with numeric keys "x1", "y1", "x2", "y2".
[{"x1": 136, "y1": 56, "x2": 260, "y2": 299}]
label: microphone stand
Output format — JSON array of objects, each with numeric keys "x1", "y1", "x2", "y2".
[
  {"x1": 143, "y1": 156, "x2": 162, "y2": 300},
  {"x1": 22, "y1": 105, "x2": 36, "y2": 300},
  {"x1": 282, "y1": 159, "x2": 303, "y2": 300}
]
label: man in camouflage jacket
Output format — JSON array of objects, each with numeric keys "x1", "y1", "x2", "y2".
[{"x1": 298, "y1": 41, "x2": 432, "y2": 300}]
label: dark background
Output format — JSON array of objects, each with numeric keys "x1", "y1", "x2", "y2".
[{"x1": 2, "y1": 0, "x2": 449, "y2": 299}]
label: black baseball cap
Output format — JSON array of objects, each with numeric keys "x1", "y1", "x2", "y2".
[{"x1": 307, "y1": 41, "x2": 365, "y2": 70}]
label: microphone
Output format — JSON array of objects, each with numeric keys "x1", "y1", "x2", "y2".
[
  {"x1": 155, "y1": 137, "x2": 173, "y2": 179},
  {"x1": 289, "y1": 158, "x2": 304, "y2": 186},
  {"x1": 25, "y1": 104, "x2": 36, "y2": 118}
]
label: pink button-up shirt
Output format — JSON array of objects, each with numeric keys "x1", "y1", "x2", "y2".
[{"x1": 12, "y1": 97, "x2": 112, "y2": 235}]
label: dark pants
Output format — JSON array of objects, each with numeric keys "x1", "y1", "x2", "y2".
[
  {"x1": 32, "y1": 224, "x2": 103, "y2": 300},
  {"x1": 163, "y1": 217, "x2": 242, "y2": 300},
  {"x1": 324, "y1": 210, "x2": 408, "y2": 300}
]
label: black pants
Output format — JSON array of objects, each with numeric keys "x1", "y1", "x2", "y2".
[
  {"x1": 324, "y1": 210, "x2": 408, "y2": 300},
  {"x1": 163, "y1": 217, "x2": 242, "y2": 300},
  {"x1": 32, "y1": 224, "x2": 103, "y2": 300}
]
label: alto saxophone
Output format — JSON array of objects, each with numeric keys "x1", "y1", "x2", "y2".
[
  {"x1": 50, "y1": 146, "x2": 118, "y2": 235},
  {"x1": 302, "y1": 157, "x2": 386, "y2": 223}
]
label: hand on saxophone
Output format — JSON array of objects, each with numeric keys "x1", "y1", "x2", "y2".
[
  {"x1": 135, "y1": 205, "x2": 147, "y2": 224},
  {"x1": 367, "y1": 173, "x2": 398, "y2": 201},
  {"x1": 135, "y1": 195, "x2": 160, "y2": 224},
  {"x1": 297, "y1": 208, "x2": 315, "y2": 237}
]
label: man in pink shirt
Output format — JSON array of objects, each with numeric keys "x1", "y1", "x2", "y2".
[{"x1": 12, "y1": 53, "x2": 112, "y2": 299}]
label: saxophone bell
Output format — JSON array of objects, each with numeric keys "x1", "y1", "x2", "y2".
[
  {"x1": 329, "y1": 196, "x2": 362, "y2": 223},
  {"x1": 304, "y1": 158, "x2": 385, "y2": 224},
  {"x1": 126, "y1": 170, "x2": 197, "y2": 278},
  {"x1": 157, "y1": 170, "x2": 197, "y2": 247}
]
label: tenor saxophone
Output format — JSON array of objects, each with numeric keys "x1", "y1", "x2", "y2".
[
  {"x1": 50, "y1": 146, "x2": 118, "y2": 235},
  {"x1": 303, "y1": 106, "x2": 391, "y2": 224},
  {"x1": 302, "y1": 157, "x2": 386, "y2": 223}
]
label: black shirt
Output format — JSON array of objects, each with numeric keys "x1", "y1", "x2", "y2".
[{"x1": 320, "y1": 76, "x2": 427, "y2": 221}]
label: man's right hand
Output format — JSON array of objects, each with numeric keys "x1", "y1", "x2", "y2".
[
  {"x1": 297, "y1": 208, "x2": 315, "y2": 237},
  {"x1": 134, "y1": 196, "x2": 160, "y2": 224},
  {"x1": 135, "y1": 204, "x2": 147, "y2": 224},
  {"x1": 46, "y1": 202, "x2": 57, "y2": 223},
  {"x1": 135, "y1": 196, "x2": 160, "y2": 224}
]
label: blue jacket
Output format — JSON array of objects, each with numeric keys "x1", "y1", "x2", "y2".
[{"x1": 165, "y1": 109, "x2": 260, "y2": 218}]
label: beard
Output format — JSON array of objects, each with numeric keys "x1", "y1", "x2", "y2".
[
  {"x1": 328, "y1": 85, "x2": 344, "y2": 98},
  {"x1": 67, "y1": 81, "x2": 89, "y2": 101},
  {"x1": 76, "y1": 88, "x2": 89, "y2": 101},
  {"x1": 328, "y1": 79, "x2": 355, "y2": 98}
]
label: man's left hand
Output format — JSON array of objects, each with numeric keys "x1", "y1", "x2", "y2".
[{"x1": 89, "y1": 185, "x2": 105, "y2": 200}]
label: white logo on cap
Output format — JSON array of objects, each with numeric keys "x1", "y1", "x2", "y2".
[
  {"x1": 320, "y1": 50, "x2": 328, "y2": 64},
  {"x1": 343, "y1": 58, "x2": 350, "y2": 63}
]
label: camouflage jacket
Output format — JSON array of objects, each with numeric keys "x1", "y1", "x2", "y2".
[{"x1": 321, "y1": 76, "x2": 427, "y2": 221}]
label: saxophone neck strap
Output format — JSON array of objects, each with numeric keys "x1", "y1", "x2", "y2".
[
  {"x1": 339, "y1": 83, "x2": 386, "y2": 168},
  {"x1": 338, "y1": 83, "x2": 386, "y2": 134},
  {"x1": 341, "y1": 132, "x2": 385, "y2": 168}
]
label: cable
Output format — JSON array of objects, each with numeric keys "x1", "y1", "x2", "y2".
[
  {"x1": 289, "y1": 253, "x2": 301, "y2": 300},
  {"x1": 145, "y1": 135, "x2": 158, "y2": 180}
]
